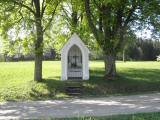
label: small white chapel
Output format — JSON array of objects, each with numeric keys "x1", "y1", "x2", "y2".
[{"x1": 61, "y1": 33, "x2": 90, "y2": 81}]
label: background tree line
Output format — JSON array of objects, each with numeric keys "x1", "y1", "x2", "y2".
[
  {"x1": 118, "y1": 38, "x2": 160, "y2": 61},
  {"x1": 1, "y1": 37, "x2": 160, "y2": 62}
]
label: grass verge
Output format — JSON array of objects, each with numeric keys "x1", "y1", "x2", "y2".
[{"x1": 52, "y1": 112, "x2": 160, "y2": 120}]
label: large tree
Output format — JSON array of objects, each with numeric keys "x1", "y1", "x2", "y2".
[
  {"x1": 0, "y1": 0, "x2": 61, "y2": 81},
  {"x1": 61, "y1": 0, "x2": 99, "y2": 51},
  {"x1": 84, "y1": 0, "x2": 160, "y2": 80}
]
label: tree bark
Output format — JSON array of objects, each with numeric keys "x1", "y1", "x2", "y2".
[
  {"x1": 34, "y1": 18, "x2": 43, "y2": 81},
  {"x1": 4, "y1": 54, "x2": 6, "y2": 62},
  {"x1": 123, "y1": 49, "x2": 126, "y2": 62},
  {"x1": 33, "y1": 0, "x2": 44, "y2": 82},
  {"x1": 104, "y1": 53, "x2": 116, "y2": 80},
  {"x1": 71, "y1": 11, "x2": 78, "y2": 33},
  {"x1": 34, "y1": 53, "x2": 43, "y2": 81},
  {"x1": 34, "y1": 20, "x2": 43, "y2": 82}
]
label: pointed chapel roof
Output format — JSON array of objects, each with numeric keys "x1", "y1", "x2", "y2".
[{"x1": 61, "y1": 33, "x2": 89, "y2": 53}]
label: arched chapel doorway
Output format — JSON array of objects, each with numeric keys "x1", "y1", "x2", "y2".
[{"x1": 67, "y1": 45, "x2": 82, "y2": 79}]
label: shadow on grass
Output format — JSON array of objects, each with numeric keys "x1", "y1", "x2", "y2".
[
  {"x1": 83, "y1": 68, "x2": 160, "y2": 96},
  {"x1": 0, "y1": 78, "x2": 68, "y2": 102},
  {"x1": 29, "y1": 67, "x2": 160, "y2": 99},
  {"x1": 29, "y1": 77, "x2": 67, "y2": 100}
]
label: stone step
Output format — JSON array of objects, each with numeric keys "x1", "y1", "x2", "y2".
[
  {"x1": 67, "y1": 92, "x2": 81, "y2": 96},
  {"x1": 65, "y1": 80, "x2": 83, "y2": 96},
  {"x1": 66, "y1": 88, "x2": 83, "y2": 93}
]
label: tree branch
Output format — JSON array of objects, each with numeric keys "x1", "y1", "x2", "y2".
[
  {"x1": 43, "y1": 2, "x2": 60, "y2": 32},
  {"x1": 33, "y1": 0, "x2": 41, "y2": 17},
  {"x1": 93, "y1": 0, "x2": 101, "y2": 10},
  {"x1": 84, "y1": 0, "x2": 99, "y2": 40},
  {"x1": 61, "y1": 4, "x2": 72, "y2": 16},
  {"x1": 41, "y1": 0, "x2": 46, "y2": 18},
  {"x1": 61, "y1": 6, "x2": 72, "y2": 25},
  {"x1": 124, "y1": 2, "x2": 137, "y2": 27},
  {"x1": 115, "y1": 2, "x2": 137, "y2": 51},
  {"x1": 13, "y1": 0, "x2": 35, "y2": 15}
]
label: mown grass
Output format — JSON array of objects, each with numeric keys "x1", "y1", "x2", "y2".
[
  {"x1": 84, "y1": 61, "x2": 160, "y2": 96},
  {"x1": 0, "y1": 61, "x2": 66, "y2": 102},
  {"x1": 0, "y1": 61, "x2": 160, "y2": 102},
  {"x1": 52, "y1": 112, "x2": 160, "y2": 120}
]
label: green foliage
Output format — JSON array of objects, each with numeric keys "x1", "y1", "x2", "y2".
[
  {"x1": 0, "y1": 1, "x2": 33, "y2": 56},
  {"x1": 118, "y1": 39, "x2": 160, "y2": 61},
  {"x1": 85, "y1": 0, "x2": 160, "y2": 53},
  {"x1": 0, "y1": 0, "x2": 159, "y2": 56},
  {"x1": 59, "y1": 0, "x2": 99, "y2": 52},
  {"x1": 0, "y1": 0, "x2": 62, "y2": 57}
]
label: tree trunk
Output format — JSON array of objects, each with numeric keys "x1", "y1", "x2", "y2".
[
  {"x1": 33, "y1": 0, "x2": 44, "y2": 82},
  {"x1": 34, "y1": 53, "x2": 43, "y2": 81},
  {"x1": 34, "y1": 20, "x2": 43, "y2": 82},
  {"x1": 123, "y1": 49, "x2": 126, "y2": 62},
  {"x1": 71, "y1": 11, "x2": 78, "y2": 33},
  {"x1": 104, "y1": 53, "x2": 116, "y2": 80},
  {"x1": 4, "y1": 54, "x2": 6, "y2": 62}
]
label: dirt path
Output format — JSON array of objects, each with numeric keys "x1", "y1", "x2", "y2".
[{"x1": 0, "y1": 93, "x2": 160, "y2": 119}]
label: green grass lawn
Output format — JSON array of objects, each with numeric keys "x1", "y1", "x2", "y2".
[
  {"x1": 53, "y1": 112, "x2": 160, "y2": 120},
  {"x1": 0, "y1": 61, "x2": 160, "y2": 102}
]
